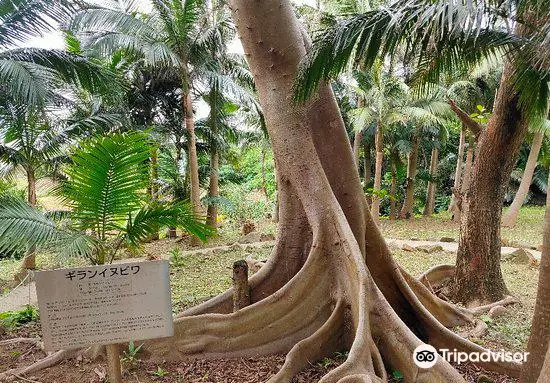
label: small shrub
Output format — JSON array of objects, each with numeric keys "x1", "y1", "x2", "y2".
[{"x1": 0, "y1": 304, "x2": 39, "y2": 328}]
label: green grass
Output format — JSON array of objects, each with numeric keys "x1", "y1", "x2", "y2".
[{"x1": 381, "y1": 205, "x2": 544, "y2": 247}]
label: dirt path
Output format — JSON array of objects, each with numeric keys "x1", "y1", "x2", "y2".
[{"x1": 0, "y1": 238, "x2": 540, "y2": 313}]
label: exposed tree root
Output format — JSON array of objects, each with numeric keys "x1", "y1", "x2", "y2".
[
  {"x1": 0, "y1": 349, "x2": 76, "y2": 381},
  {"x1": 0, "y1": 338, "x2": 41, "y2": 347},
  {"x1": 470, "y1": 296, "x2": 518, "y2": 315}
]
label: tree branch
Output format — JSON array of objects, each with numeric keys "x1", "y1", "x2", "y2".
[{"x1": 447, "y1": 99, "x2": 483, "y2": 139}]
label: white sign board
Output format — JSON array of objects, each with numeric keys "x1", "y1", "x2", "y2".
[{"x1": 35, "y1": 260, "x2": 173, "y2": 351}]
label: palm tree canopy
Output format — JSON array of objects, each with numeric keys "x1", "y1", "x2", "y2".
[
  {"x1": 0, "y1": 0, "x2": 122, "y2": 106},
  {"x1": 295, "y1": 0, "x2": 549, "y2": 120}
]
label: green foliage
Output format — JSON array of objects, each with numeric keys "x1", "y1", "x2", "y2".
[
  {"x1": 219, "y1": 183, "x2": 272, "y2": 222},
  {"x1": 151, "y1": 366, "x2": 168, "y2": 377},
  {"x1": 169, "y1": 246, "x2": 183, "y2": 266},
  {"x1": 0, "y1": 304, "x2": 39, "y2": 328},
  {"x1": 0, "y1": 179, "x2": 24, "y2": 200},
  {"x1": 392, "y1": 370, "x2": 404, "y2": 381},
  {"x1": 121, "y1": 341, "x2": 143, "y2": 370},
  {"x1": 0, "y1": 132, "x2": 212, "y2": 264}
]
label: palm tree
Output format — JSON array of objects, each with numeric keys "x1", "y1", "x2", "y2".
[
  {"x1": 71, "y1": 0, "x2": 214, "y2": 235},
  {"x1": 0, "y1": 0, "x2": 118, "y2": 108},
  {"x1": 0, "y1": 132, "x2": 211, "y2": 265},
  {"x1": 295, "y1": 0, "x2": 550, "y2": 305},
  {"x1": 503, "y1": 118, "x2": 549, "y2": 227}
]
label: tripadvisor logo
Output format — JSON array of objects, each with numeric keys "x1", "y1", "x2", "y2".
[
  {"x1": 413, "y1": 344, "x2": 529, "y2": 369},
  {"x1": 413, "y1": 344, "x2": 439, "y2": 368}
]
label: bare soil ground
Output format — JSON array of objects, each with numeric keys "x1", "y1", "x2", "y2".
[{"x1": 0, "y1": 323, "x2": 516, "y2": 383}]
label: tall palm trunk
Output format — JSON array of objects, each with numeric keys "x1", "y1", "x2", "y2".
[
  {"x1": 448, "y1": 125, "x2": 466, "y2": 215},
  {"x1": 15, "y1": 167, "x2": 37, "y2": 282},
  {"x1": 399, "y1": 129, "x2": 420, "y2": 219},
  {"x1": 26, "y1": 167, "x2": 37, "y2": 206},
  {"x1": 261, "y1": 144, "x2": 269, "y2": 200},
  {"x1": 520, "y1": 171, "x2": 550, "y2": 383},
  {"x1": 453, "y1": 60, "x2": 529, "y2": 306},
  {"x1": 371, "y1": 125, "x2": 383, "y2": 221},
  {"x1": 149, "y1": 147, "x2": 159, "y2": 240},
  {"x1": 502, "y1": 131, "x2": 544, "y2": 227},
  {"x1": 423, "y1": 146, "x2": 439, "y2": 216},
  {"x1": 206, "y1": 148, "x2": 219, "y2": 228},
  {"x1": 389, "y1": 159, "x2": 397, "y2": 220},
  {"x1": 353, "y1": 130, "x2": 363, "y2": 170},
  {"x1": 181, "y1": 66, "x2": 202, "y2": 245},
  {"x1": 363, "y1": 141, "x2": 372, "y2": 205},
  {"x1": 183, "y1": 90, "x2": 202, "y2": 215}
]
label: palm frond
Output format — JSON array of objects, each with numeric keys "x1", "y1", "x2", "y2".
[
  {"x1": 126, "y1": 201, "x2": 213, "y2": 244},
  {"x1": 60, "y1": 132, "x2": 151, "y2": 238}
]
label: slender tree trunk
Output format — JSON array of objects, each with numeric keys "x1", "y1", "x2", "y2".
[
  {"x1": 448, "y1": 125, "x2": 466, "y2": 215},
  {"x1": 353, "y1": 130, "x2": 363, "y2": 170},
  {"x1": 150, "y1": 147, "x2": 159, "y2": 240},
  {"x1": 261, "y1": 144, "x2": 269, "y2": 200},
  {"x1": 453, "y1": 60, "x2": 529, "y2": 306},
  {"x1": 423, "y1": 146, "x2": 439, "y2": 216},
  {"x1": 520, "y1": 172, "x2": 550, "y2": 383},
  {"x1": 371, "y1": 125, "x2": 383, "y2": 221},
  {"x1": 399, "y1": 129, "x2": 420, "y2": 219},
  {"x1": 182, "y1": 67, "x2": 203, "y2": 244},
  {"x1": 389, "y1": 159, "x2": 397, "y2": 220},
  {"x1": 26, "y1": 167, "x2": 37, "y2": 206},
  {"x1": 14, "y1": 168, "x2": 38, "y2": 282},
  {"x1": 206, "y1": 148, "x2": 219, "y2": 228},
  {"x1": 502, "y1": 131, "x2": 544, "y2": 227},
  {"x1": 364, "y1": 141, "x2": 372, "y2": 206}
]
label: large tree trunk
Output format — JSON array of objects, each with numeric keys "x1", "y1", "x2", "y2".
[
  {"x1": 502, "y1": 131, "x2": 544, "y2": 227},
  {"x1": 206, "y1": 148, "x2": 219, "y2": 228},
  {"x1": 448, "y1": 125, "x2": 466, "y2": 216},
  {"x1": 520, "y1": 173, "x2": 550, "y2": 383},
  {"x1": 144, "y1": 3, "x2": 521, "y2": 382},
  {"x1": 452, "y1": 60, "x2": 529, "y2": 306},
  {"x1": 371, "y1": 125, "x2": 383, "y2": 221},
  {"x1": 399, "y1": 129, "x2": 420, "y2": 219},
  {"x1": 423, "y1": 146, "x2": 439, "y2": 217}
]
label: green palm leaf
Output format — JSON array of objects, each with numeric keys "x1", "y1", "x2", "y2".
[
  {"x1": 60, "y1": 132, "x2": 151, "y2": 239},
  {"x1": 126, "y1": 201, "x2": 213, "y2": 245}
]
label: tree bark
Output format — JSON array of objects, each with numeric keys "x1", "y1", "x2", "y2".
[
  {"x1": 448, "y1": 100, "x2": 483, "y2": 139},
  {"x1": 26, "y1": 167, "x2": 37, "y2": 206},
  {"x1": 206, "y1": 148, "x2": 219, "y2": 228},
  {"x1": 144, "y1": 3, "x2": 522, "y2": 382},
  {"x1": 502, "y1": 131, "x2": 544, "y2": 227},
  {"x1": 353, "y1": 130, "x2": 363, "y2": 170},
  {"x1": 448, "y1": 125, "x2": 466, "y2": 215},
  {"x1": 182, "y1": 66, "x2": 202, "y2": 244},
  {"x1": 149, "y1": 147, "x2": 159, "y2": 240},
  {"x1": 399, "y1": 129, "x2": 420, "y2": 219},
  {"x1": 520, "y1": 173, "x2": 550, "y2": 383},
  {"x1": 371, "y1": 125, "x2": 383, "y2": 221},
  {"x1": 423, "y1": 146, "x2": 439, "y2": 216},
  {"x1": 363, "y1": 141, "x2": 372, "y2": 206},
  {"x1": 232, "y1": 260, "x2": 251, "y2": 312},
  {"x1": 389, "y1": 159, "x2": 397, "y2": 220},
  {"x1": 14, "y1": 168, "x2": 38, "y2": 282},
  {"x1": 453, "y1": 60, "x2": 529, "y2": 306}
]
